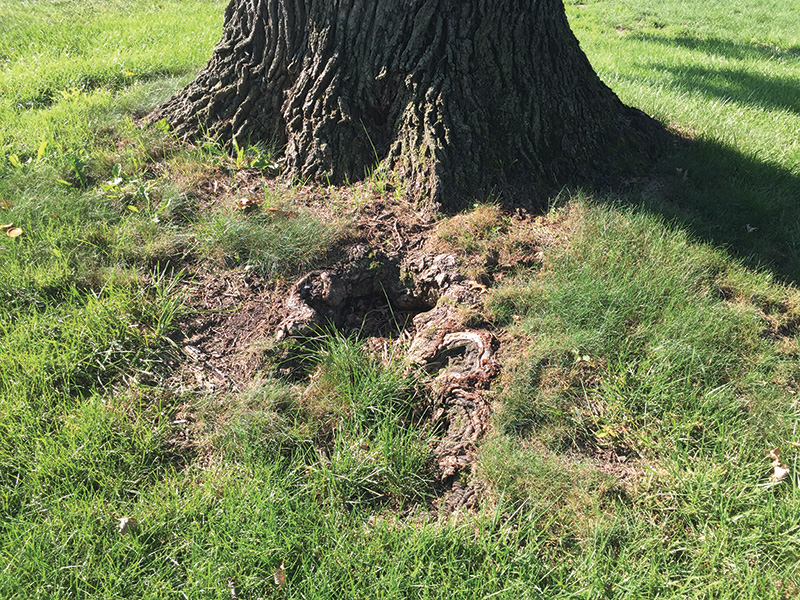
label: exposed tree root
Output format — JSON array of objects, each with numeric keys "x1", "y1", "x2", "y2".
[{"x1": 276, "y1": 244, "x2": 500, "y2": 512}]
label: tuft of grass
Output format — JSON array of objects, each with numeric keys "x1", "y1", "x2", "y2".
[
  {"x1": 301, "y1": 333, "x2": 434, "y2": 505},
  {"x1": 193, "y1": 202, "x2": 344, "y2": 276},
  {"x1": 431, "y1": 203, "x2": 547, "y2": 283}
]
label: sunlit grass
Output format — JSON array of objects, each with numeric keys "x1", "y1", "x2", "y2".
[
  {"x1": 567, "y1": 0, "x2": 800, "y2": 278},
  {"x1": 1, "y1": 0, "x2": 800, "y2": 597}
]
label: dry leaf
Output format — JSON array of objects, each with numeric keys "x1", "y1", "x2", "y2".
[
  {"x1": 765, "y1": 447, "x2": 790, "y2": 483},
  {"x1": 1, "y1": 222, "x2": 12, "y2": 231},
  {"x1": 266, "y1": 207, "x2": 299, "y2": 217},
  {"x1": 117, "y1": 516, "x2": 135, "y2": 534},
  {"x1": 0, "y1": 198, "x2": 12, "y2": 210},
  {"x1": 274, "y1": 561, "x2": 286, "y2": 589},
  {"x1": 6, "y1": 227, "x2": 22, "y2": 238},
  {"x1": 773, "y1": 463, "x2": 790, "y2": 483},
  {"x1": 235, "y1": 197, "x2": 262, "y2": 209}
]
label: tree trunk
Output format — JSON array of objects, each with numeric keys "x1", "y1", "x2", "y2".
[{"x1": 149, "y1": 0, "x2": 665, "y2": 210}]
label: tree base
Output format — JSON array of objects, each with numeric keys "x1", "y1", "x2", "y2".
[{"x1": 149, "y1": 0, "x2": 667, "y2": 211}]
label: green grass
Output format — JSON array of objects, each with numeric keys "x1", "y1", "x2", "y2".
[
  {"x1": 1, "y1": 0, "x2": 800, "y2": 597},
  {"x1": 194, "y1": 203, "x2": 343, "y2": 275},
  {"x1": 566, "y1": 0, "x2": 800, "y2": 279},
  {"x1": 477, "y1": 202, "x2": 800, "y2": 597}
]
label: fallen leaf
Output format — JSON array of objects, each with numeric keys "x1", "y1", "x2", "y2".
[
  {"x1": 0, "y1": 198, "x2": 12, "y2": 209},
  {"x1": 274, "y1": 561, "x2": 286, "y2": 589},
  {"x1": 466, "y1": 280, "x2": 488, "y2": 293},
  {"x1": 266, "y1": 207, "x2": 299, "y2": 217},
  {"x1": 765, "y1": 447, "x2": 790, "y2": 483},
  {"x1": 117, "y1": 516, "x2": 135, "y2": 534},
  {"x1": 36, "y1": 140, "x2": 47, "y2": 162},
  {"x1": 773, "y1": 463, "x2": 790, "y2": 483},
  {"x1": 235, "y1": 197, "x2": 262, "y2": 209},
  {"x1": 6, "y1": 227, "x2": 22, "y2": 238},
  {"x1": 1, "y1": 222, "x2": 12, "y2": 231}
]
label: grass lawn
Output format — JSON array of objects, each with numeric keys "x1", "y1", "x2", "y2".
[{"x1": 1, "y1": 0, "x2": 799, "y2": 598}]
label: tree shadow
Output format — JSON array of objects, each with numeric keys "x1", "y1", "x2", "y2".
[
  {"x1": 629, "y1": 34, "x2": 800, "y2": 115},
  {"x1": 612, "y1": 135, "x2": 800, "y2": 283},
  {"x1": 501, "y1": 127, "x2": 800, "y2": 283},
  {"x1": 656, "y1": 64, "x2": 800, "y2": 114},
  {"x1": 576, "y1": 33, "x2": 800, "y2": 283},
  {"x1": 632, "y1": 33, "x2": 800, "y2": 63}
]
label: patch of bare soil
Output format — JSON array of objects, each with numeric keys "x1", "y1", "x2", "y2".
[
  {"x1": 589, "y1": 446, "x2": 647, "y2": 488},
  {"x1": 161, "y1": 172, "x2": 518, "y2": 511},
  {"x1": 170, "y1": 271, "x2": 290, "y2": 393}
]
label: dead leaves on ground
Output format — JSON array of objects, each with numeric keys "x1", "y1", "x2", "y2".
[
  {"x1": 1, "y1": 222, "x2": 22, "y2": 238},
  {"x1": 763, "y1": 446, "x2": 795, "y2": 486}
]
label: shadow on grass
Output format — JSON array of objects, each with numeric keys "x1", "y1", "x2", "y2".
[
  {"x1": 625, "y1": 136, "x2": 800, "y2": 283},
  {"x1": 632, "y1": 33, "x2": 800, "y2": 62},
  {"x1": 581, "y1": 34, "x2": 800, "y2": 283},
  {"x1": 625, "y1": 35, "x2": 800, "y2": 114},
  {"x1": 650, "y1": 63, "x2": 800, "y2": 114}
]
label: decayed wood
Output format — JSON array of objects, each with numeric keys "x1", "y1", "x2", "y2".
[
  {"x1": 275, "y1": 245, "x2": 499, "y2": 507},
  {"x1": 149, "y1": 0, "x2": 666, "y2": 210}
]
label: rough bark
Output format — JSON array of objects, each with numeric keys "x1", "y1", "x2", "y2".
[{"x1": 150, "y1": 0, "x2": 665, "y2": 210}]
